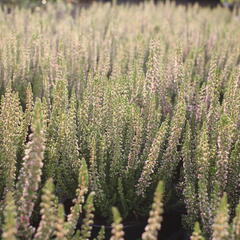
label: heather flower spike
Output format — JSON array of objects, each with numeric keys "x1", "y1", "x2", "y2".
[
  {"x1": 197, "y1": 122, "x2": 212, "y2": 234},
  {"x1": 110, "y1": 207, "x2": 125, "y2": 240},
  {"x1": 16, "y1": 98, "x2": 45, "y2": 239},
  {"x1": 94, "y1": 226, "x2": 106, "y2": 240},
  {"x1": 212, "y1": 193, "x2": 230, "y2": 240},
  {"x1": 191, "y1": 222, "x2": 205, "y2": 240},
  {"x1": 34, "y1": 178, "x2": 57, "y2": 240},
  {"x1": 65, "y1": 158, "x2": 89, "y2": 237},
  {"x1": 0, "y1": 87, "x2": 23, "y2": 194},
  {"x1": 142, "y1": 181, "x2": 164, "y2": 240},
  {"x1": 2, "y1": 192, "x2": 17, "y2": 240},
  {"x1": 24, "y1": 83, "x2": 34, "y2": 128},
  {"x1": 136, "y1": 119, "x2": 168, "y2": 196},
  {"x1": 232, "y1": 202, "x2": 240, "y2": 239},
  {"x1": 54, "y1": 204, "x2": 68, "y2": 240},
  {"x1": 79, "y1": 192, "x2": 95, "y2": 240}
]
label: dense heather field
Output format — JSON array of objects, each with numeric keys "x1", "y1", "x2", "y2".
[{"x1": 0, "y1": 1, "x2": 240, "y2": 239}]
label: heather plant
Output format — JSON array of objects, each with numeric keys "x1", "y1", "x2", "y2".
[
  {"x1": 0, "y1": 86, "x2": 24, "y2": 196},
  {"x1": 0, "y1": 1, "x2": 239, "y2": 239},
  {"x1": 16, "y1": 98, "x2": 45, "y2": 239},
  {"x1": 190, "y1": 194, "x2": 240, "y2": 240},
  {"x1": 1, "y1": 167, "x2": 165, "y2": 240},
  {"x1": 0, "y1": 98, "x2": 99, "y2": 239}
]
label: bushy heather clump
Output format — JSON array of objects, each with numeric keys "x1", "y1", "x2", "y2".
[
  {"x1": 0, "y1": 98, "x2": 102, "y2": 239},
  {"x1": 191, "y1": 194, "x2": 240, "y2": 240},
  {"x1": 0, "y1": 1, "x2": 239, "y2": 239}
]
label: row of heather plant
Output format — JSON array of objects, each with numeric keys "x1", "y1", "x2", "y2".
[
  {"x1": 0, "y1": 1, "x2": 239, "y2": 239},
  {"x1": 0, "y1": 98, "x2": 165, "y2": 239}
]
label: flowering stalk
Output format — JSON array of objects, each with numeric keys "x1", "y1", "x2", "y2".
[
  {"x1": 216, "y1": 114, "x2": 236, "y2": 194},
  {"x1": 190, "y1": 222, "x2": 205, "y2": 240},
  {"x1": 160, "y1": 96, "x2": 186, "y2": 183},
  {"x1": 16, "y1": 98, "x2": 45, "y2": 239},
  {"x1": 110, "y1": 207, "x2": 124, "y2": 240},
  {"x1": 212, "y1": 193, "x2": 230, "y2": 240},
  {"x1": 24, "y1": 83, "x2": 34, "y2": 129},
  {"x1": 65, "y1": 158, "x2": 89, "y2": 237},
  {"x1": 2, "y1": 192, "x2": 17, "y2": 240},
  {"x1": 79, "y1": 192, "x2": 95, "y2": 240},
  {"x1": 231, "y1": 202, "x2": 240, "y2": 240},
  {"x1": 136, "y1": 120, "x2": 168, "y2": 196},
  {"x1": 0, "y1": 87, "x2": 23, "y2": 195},
  {"x1": 54, "y1": 204, "x2": 68, "y2": 240},
  {"x1": 142, "y1": 181, "x2": 164, "y2": 240},
  {"x1": 94, "y1": 226, "x2": 105, "y2": 240},
  {"x1": 34, "y1": 178, "x2": 57, "y2": 240},
  {"x1": 182, "y1": 122, "x2": 198, "y2": 228},
  {"x1": 197, "y1": 122, "x2": 212, "y2": 234},
  {"x1": 227, "y1": 140, "x2": 240, "y2": 212}
]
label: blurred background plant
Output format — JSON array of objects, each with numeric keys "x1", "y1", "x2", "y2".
[
  {"x1": 0, "y1": 0, "x2": 222, "y2": 9},
  {"x1": 221, "y1": 0, "x2": 240, "y2": 15}
]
